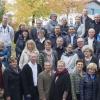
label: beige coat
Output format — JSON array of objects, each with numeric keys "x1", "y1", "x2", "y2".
[
  {"x1": 19, "y1": 50, "x2": 31, "y2": 69},
  {"x1": 38, "y1": 71, "x2": 53, "y2": 100}
]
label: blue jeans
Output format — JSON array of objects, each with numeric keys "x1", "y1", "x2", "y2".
[{"x1": 6, "y1": 46, "x2": 11, "y2": 58}]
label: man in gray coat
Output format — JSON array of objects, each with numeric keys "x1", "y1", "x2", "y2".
[{"x1": 38, "y1": 61, "x2": 53, "y2": 100}]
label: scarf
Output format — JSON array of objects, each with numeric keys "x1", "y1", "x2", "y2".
[{"x1": 56, "y1": 68, "x2": 68, "y2": 77}]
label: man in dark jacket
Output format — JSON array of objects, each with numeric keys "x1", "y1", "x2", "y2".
[
  {"x1": 92, "y1": 14, "x2": 100, "y2": 37},
  {"x1": 84, "y1": 28, "x2": 97, "y2": 54},
  {"x1": 30, "y1": 19, "x2": 48, "y2": 41},
  {"x1": 21, "y1": 53, "x2": 42, "y2": 100},
  {"x1": 49, "y1": 25, "x2": 67, "y2": 48},
  {"x1": 81, "y1": 8, "x2": 93, "y2": 37}
]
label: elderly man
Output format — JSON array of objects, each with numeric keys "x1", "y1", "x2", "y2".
[
  {"x1": 74, "y1": 37, "x2": 84, "y2": 59},
  {"x1": 84, "y1": 28, "x2": 97, "y2": 53},
  {"x1": 0, "y1": 15, "x2": 14, "y2": 57},
  {"x1": 21, "y1": 52, "x2": 42, "y2": 100},
  {"x1": 92, "y1": 14, "x2": 100, "y2": 36}
]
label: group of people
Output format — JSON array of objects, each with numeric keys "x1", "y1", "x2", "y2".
[{"x1": 0, "y1": 8, "x2": 100, "y2": 100}]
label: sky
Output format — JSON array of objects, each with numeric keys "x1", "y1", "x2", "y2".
[{"x1": 7, "y1": 0, "x2": 15, "y2": 4}]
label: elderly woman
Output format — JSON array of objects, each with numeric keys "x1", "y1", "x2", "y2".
[
  {"x1": 49, "y1": 60, "x2": 72, "y2": 100},
  {"x1": 80, "y1": 63, "x2": 98, "y2": 100},
  {"x1": 19, "y1": 39, "x2": 38, "y2": 69},
  {"x1": 82, "y1": 45, "x2": 98, "y2": 71}
]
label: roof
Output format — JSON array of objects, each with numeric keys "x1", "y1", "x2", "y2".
[{"x1": 88, "y1": 0, "x2": 100, "y2": 5}]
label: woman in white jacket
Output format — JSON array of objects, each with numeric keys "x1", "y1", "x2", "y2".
[
  {"x1": 19, "y1": 39, "x2": 38, "y2": 69},
  {"x1": 61, "y1": 44, "x2": 78, "y2": 73}
]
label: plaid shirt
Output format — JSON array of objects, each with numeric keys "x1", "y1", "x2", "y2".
[
  {"x1": 70, "y1": 71, "x2": 85, "y2": 100},
  {"x1": 80, "y1": 73, "x2": 97, "y2": 100}
]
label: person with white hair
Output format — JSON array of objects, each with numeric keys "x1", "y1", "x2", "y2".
[
  {"x1": 21, "y1": 52, "x2": 42, "y2": 100},
  {"x1": 84, "y1": 28, "x2": 97, "y2": 53},
  {"x1": 82, "y1": 45, "x2": 98, "y2": 71}
]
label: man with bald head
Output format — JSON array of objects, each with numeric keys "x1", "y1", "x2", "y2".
[
  {"x1": 74, "y1": 37, "x2": 84, "y2": 59},
  {"x1": 84, "y1": 28, "x2": 97, "y2": 53},
  {"x1": 92, "y1": 14, "x2": 100, "y2": 36}
]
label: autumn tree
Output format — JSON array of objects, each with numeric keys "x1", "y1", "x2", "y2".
[
  {"x1": 5, "y1": 0, "x2": 85, "y2": 28},
  {"x1": 0, "y1": 0, "x2": 5, "y2": 22}
]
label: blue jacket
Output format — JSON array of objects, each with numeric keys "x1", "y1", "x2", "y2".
[
  {"x1": 80, "y1": 73, "x2": 97, "y2": 100},
  {"x1": 0, "y1": 48, "x2": 9, "y2": 67}
]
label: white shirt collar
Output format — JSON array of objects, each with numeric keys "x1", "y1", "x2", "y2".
[{"x1": 28, "y1": 61, "x2": 38, "y2": 86}]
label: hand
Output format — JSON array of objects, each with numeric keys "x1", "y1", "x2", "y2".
[
  {"x1": 42, "y1": 98, "x2": 46, "y2": 100},
  {"x1": 26, "y1": 94, "x2": 31, "y2": 98},
  {"x1": 0, "y1": 57, "x2": 4, "y2": 61},
  {"x1": 6, "y1": 96, "x2": 11, "y2": 100},
  {"x1": 62, "y1": 98, "x2": 66, "y2": 100}
]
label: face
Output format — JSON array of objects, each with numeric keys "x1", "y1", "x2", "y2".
[
  {"x1": 44, "y1": 62, "x2": 52, "y2": 72},
  {"x1": 55, "y1": 26, "x2": 61, "y2": 34},
  {"x1": 76, "y1": 62, "x2": 84, "y2": 72},
  {"x1": 45, "y1": 43, "x2": 51, "y2": 50},
  {"x1": 0, "y1": 44, "x2": 4, "y2": 50},
  {"x1": 56, "y1": 38, "x2": 63, "y2": 47},
  {"x1": 20, "y1": 24, "x2": 26, "y2": 30},
  {"x1": 38, "y1": 31, "x2": 45, "y2": 38},
  {"x1": 94, "y1": 15, "x2": 100, "y2": 22},
  {"x1": 84, "y1": 49, "x2": 91, "y2": 57},
  {"x1": 62, "y1": 19, "x2": 67, "y2": 25},
  {"x1": 98, "y1": 15, "x2": 100, "y2": 21},
  {"x1": 51, "y1": 15, "x2": 57, "y2": 21},
  {"x1": 22, "y1": 31, "x2": 28, "y2": 38},
  {"x1": 82, "y1": 9, "x2": 88, "y2": 16},
  {"x1": 88, "y1": 68, "x2": 96, "y2": 75},
  {"x1": 27, "y1": 43, "x2": 34, "y2": 51},
  {"x1": 75, "y1": 17, "x2": 81, "y2": 24},
  {"x1": 88, "y1": 29, "x2": 95, "y2": 38},
  {"x1": 10, "y1": 59, "x2": 17, "y2": 69},
  {"x1": 77, "y1": 38, "x2": 84, "y2": 48},
  {"x1": 30, "y1": 53, "x2": 37, "y2": 64},
  {"x1": 68, "y1": 27, "x2": 75, "y2": 34},
  {"x1": 2, "y1": 16, "x2": 8, "y2": 25},
  {"x1": 57, "y1": 62, "x2": 65, "y2": 72},
  {"x1": 36, "y1": 21, "x2": 42, "y2": 28},
  {"x1": 66, "y1": 45, "x2": 73, "y2": 53}
]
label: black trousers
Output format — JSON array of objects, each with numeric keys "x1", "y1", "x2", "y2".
[
  {"x1": 76, "y1": 94, "x2": 80, "y2": 100},
  {"x1": 24, "y1": 86, "x2": 39, "y2": 100}
]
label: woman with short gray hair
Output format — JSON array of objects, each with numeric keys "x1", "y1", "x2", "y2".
[{"x1": 82, "y1": 45, "x2": 98, "y2": 71}]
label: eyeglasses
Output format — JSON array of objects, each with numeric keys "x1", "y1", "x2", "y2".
[
  {"x1": 84, "y1": 50, "x2": 90, "y2": 52},
  {"x1": 77, "y1": 41, "x2": 84, "y2": 43}
]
